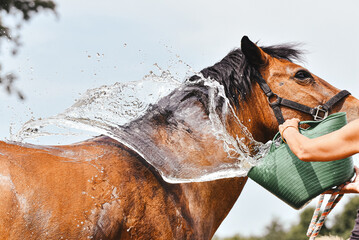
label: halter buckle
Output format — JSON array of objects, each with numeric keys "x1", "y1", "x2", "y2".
[
  {"x1": 313, "y1": 105, "x2": 328, "y2": 121},
  {"x1": 267, "y1": 93, "x2": 280, "y2": 105}
]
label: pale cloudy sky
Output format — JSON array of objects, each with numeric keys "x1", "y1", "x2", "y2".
[{"x1": 0, "y1": 0, "x2": 359, "y2": 237}]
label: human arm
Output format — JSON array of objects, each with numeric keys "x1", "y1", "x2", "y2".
[{"x1": 279, "y1": 118, "x2": 359, "y2": 162}]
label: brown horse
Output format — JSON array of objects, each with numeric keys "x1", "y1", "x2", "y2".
[{"x1": 0, "y1": 36, "x2": 358, "y2": 239}]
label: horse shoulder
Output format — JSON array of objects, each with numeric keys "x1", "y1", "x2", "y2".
[{"x1": 89, "y1": 136, "x2": 198, "y2": 239}]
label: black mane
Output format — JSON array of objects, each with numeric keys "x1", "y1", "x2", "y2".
[{"x1": 189, "y1": 44, "x2": 303, "y2": 107}]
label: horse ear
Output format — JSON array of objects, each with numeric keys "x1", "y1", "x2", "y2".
[{"x1": 241, "y1": 36, "x2": 268, "y2": 69}]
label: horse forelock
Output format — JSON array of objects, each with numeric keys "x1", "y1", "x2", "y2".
[{"x1": 192, "y1": 43, "x2": 304, "y2": 108}]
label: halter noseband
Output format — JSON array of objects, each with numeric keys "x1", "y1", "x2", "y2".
[{"x1": 255, "y1": 74, "x2": 351, "y2": 124}]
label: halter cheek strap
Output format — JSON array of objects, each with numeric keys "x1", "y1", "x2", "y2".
[{"x1": 256, "y1": 74, "x2": 351, "y2": 124}]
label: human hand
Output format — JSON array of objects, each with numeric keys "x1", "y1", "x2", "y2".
[
  {"x1": 279, "y1": 118, "x2": 300, "y2": 140},
  {"x1": 324, "y1": 166, "x2": 359, "y2": 194}
]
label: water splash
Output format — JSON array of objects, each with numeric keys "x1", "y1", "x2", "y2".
[
  {"x1": 12, "y1": 70, "x2": 181, "y2": 142},
  {"x1": 12, "y1": 67, "x2": 270, "y2": 183},
  {"x1": 157, "y1": 76, "x2": 271, "y2": 183}
]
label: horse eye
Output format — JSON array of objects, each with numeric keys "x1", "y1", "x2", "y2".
[{"x1": 294, "y1": 70, "x2": 312, "y2": 80}]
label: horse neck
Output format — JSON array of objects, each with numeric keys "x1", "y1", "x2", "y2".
[
  {"x1": 228, "y1": 83, "x2": 279, "y2": 144},
  {"x1": 136, "y1": 119, "x2": 248, "y2": 238},
  {"x1": 119, "y1": 89, "x2": 251, "y2": 238}
]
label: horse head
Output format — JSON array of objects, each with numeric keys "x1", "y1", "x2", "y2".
[{"x1": 215, "y1": 36, "x2": 359, "y2": 144}]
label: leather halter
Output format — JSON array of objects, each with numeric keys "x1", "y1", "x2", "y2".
[{"x1": 255, "y1": 74, "x2": 351, "y2": 124}]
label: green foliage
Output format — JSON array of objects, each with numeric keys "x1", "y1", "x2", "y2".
[
  {"x1": 0, "y1": 0, "x2": 56, "y2": 21},
  {"x1": 285, "y1": 207, "x2": 314, "y2": 240},
  {"x1": 285, "y1": 207, "x2": 330, "y2": 240},
  {"x1": 263, "y1": 218, "x2": 286, "y2": 240},
  {"x1": 330, "y1": 196, "x2": 359, "y2": 238},
  {"x1": 0, "y1": 0, "x2": 56, "y2": 48},
  {"x1": 212, "y1": 234, "x2": 261, "y2": 240},
  {"x1": 214, "y1": 196, "x2": 359, "y2": 240},
  {"x1": 0, "y1": 0, "x2": 56, "y2": 99}
]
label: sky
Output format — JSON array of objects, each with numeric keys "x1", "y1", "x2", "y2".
[{"x1": 1, "y1": 0, "x2": 359, "y2": 237}]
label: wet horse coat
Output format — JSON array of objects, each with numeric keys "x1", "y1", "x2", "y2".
[
  {"x1": 0, "y1": 137, "x2": 246, "y2": 239},
  {"x1": 1, "y1": 37, "x2": 359, "y2": 239}
]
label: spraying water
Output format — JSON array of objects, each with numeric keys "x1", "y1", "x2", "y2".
[
  {"x1": 13, "y1": 69, "x2": 181, "y2": 141},
  {"x1": 12, "y1": 65, "x2": 270, "y2": 183}
]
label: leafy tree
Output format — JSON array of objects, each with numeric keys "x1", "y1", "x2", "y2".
[
  {"x1": 0, "y1": 0, "x2": 56, "y2": 99},
  {"x1": 285, "y1": 207, "x2": 330, "y2": 240},
  {"x1": 212, "y1": 219, "x2": 285, "y2": 240},
  {"x1": 262, "y1": 218, "x2": 287, "y2": 240},
  {"x1": 213, "y1": 197, "x2": 359, "y2": 240},
  {"x1": 212, "y1": 234, "x2": 261, "y2": 240},
  {"x1": 330, "y1": 196, "x2": 359, "y2": 238}
]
